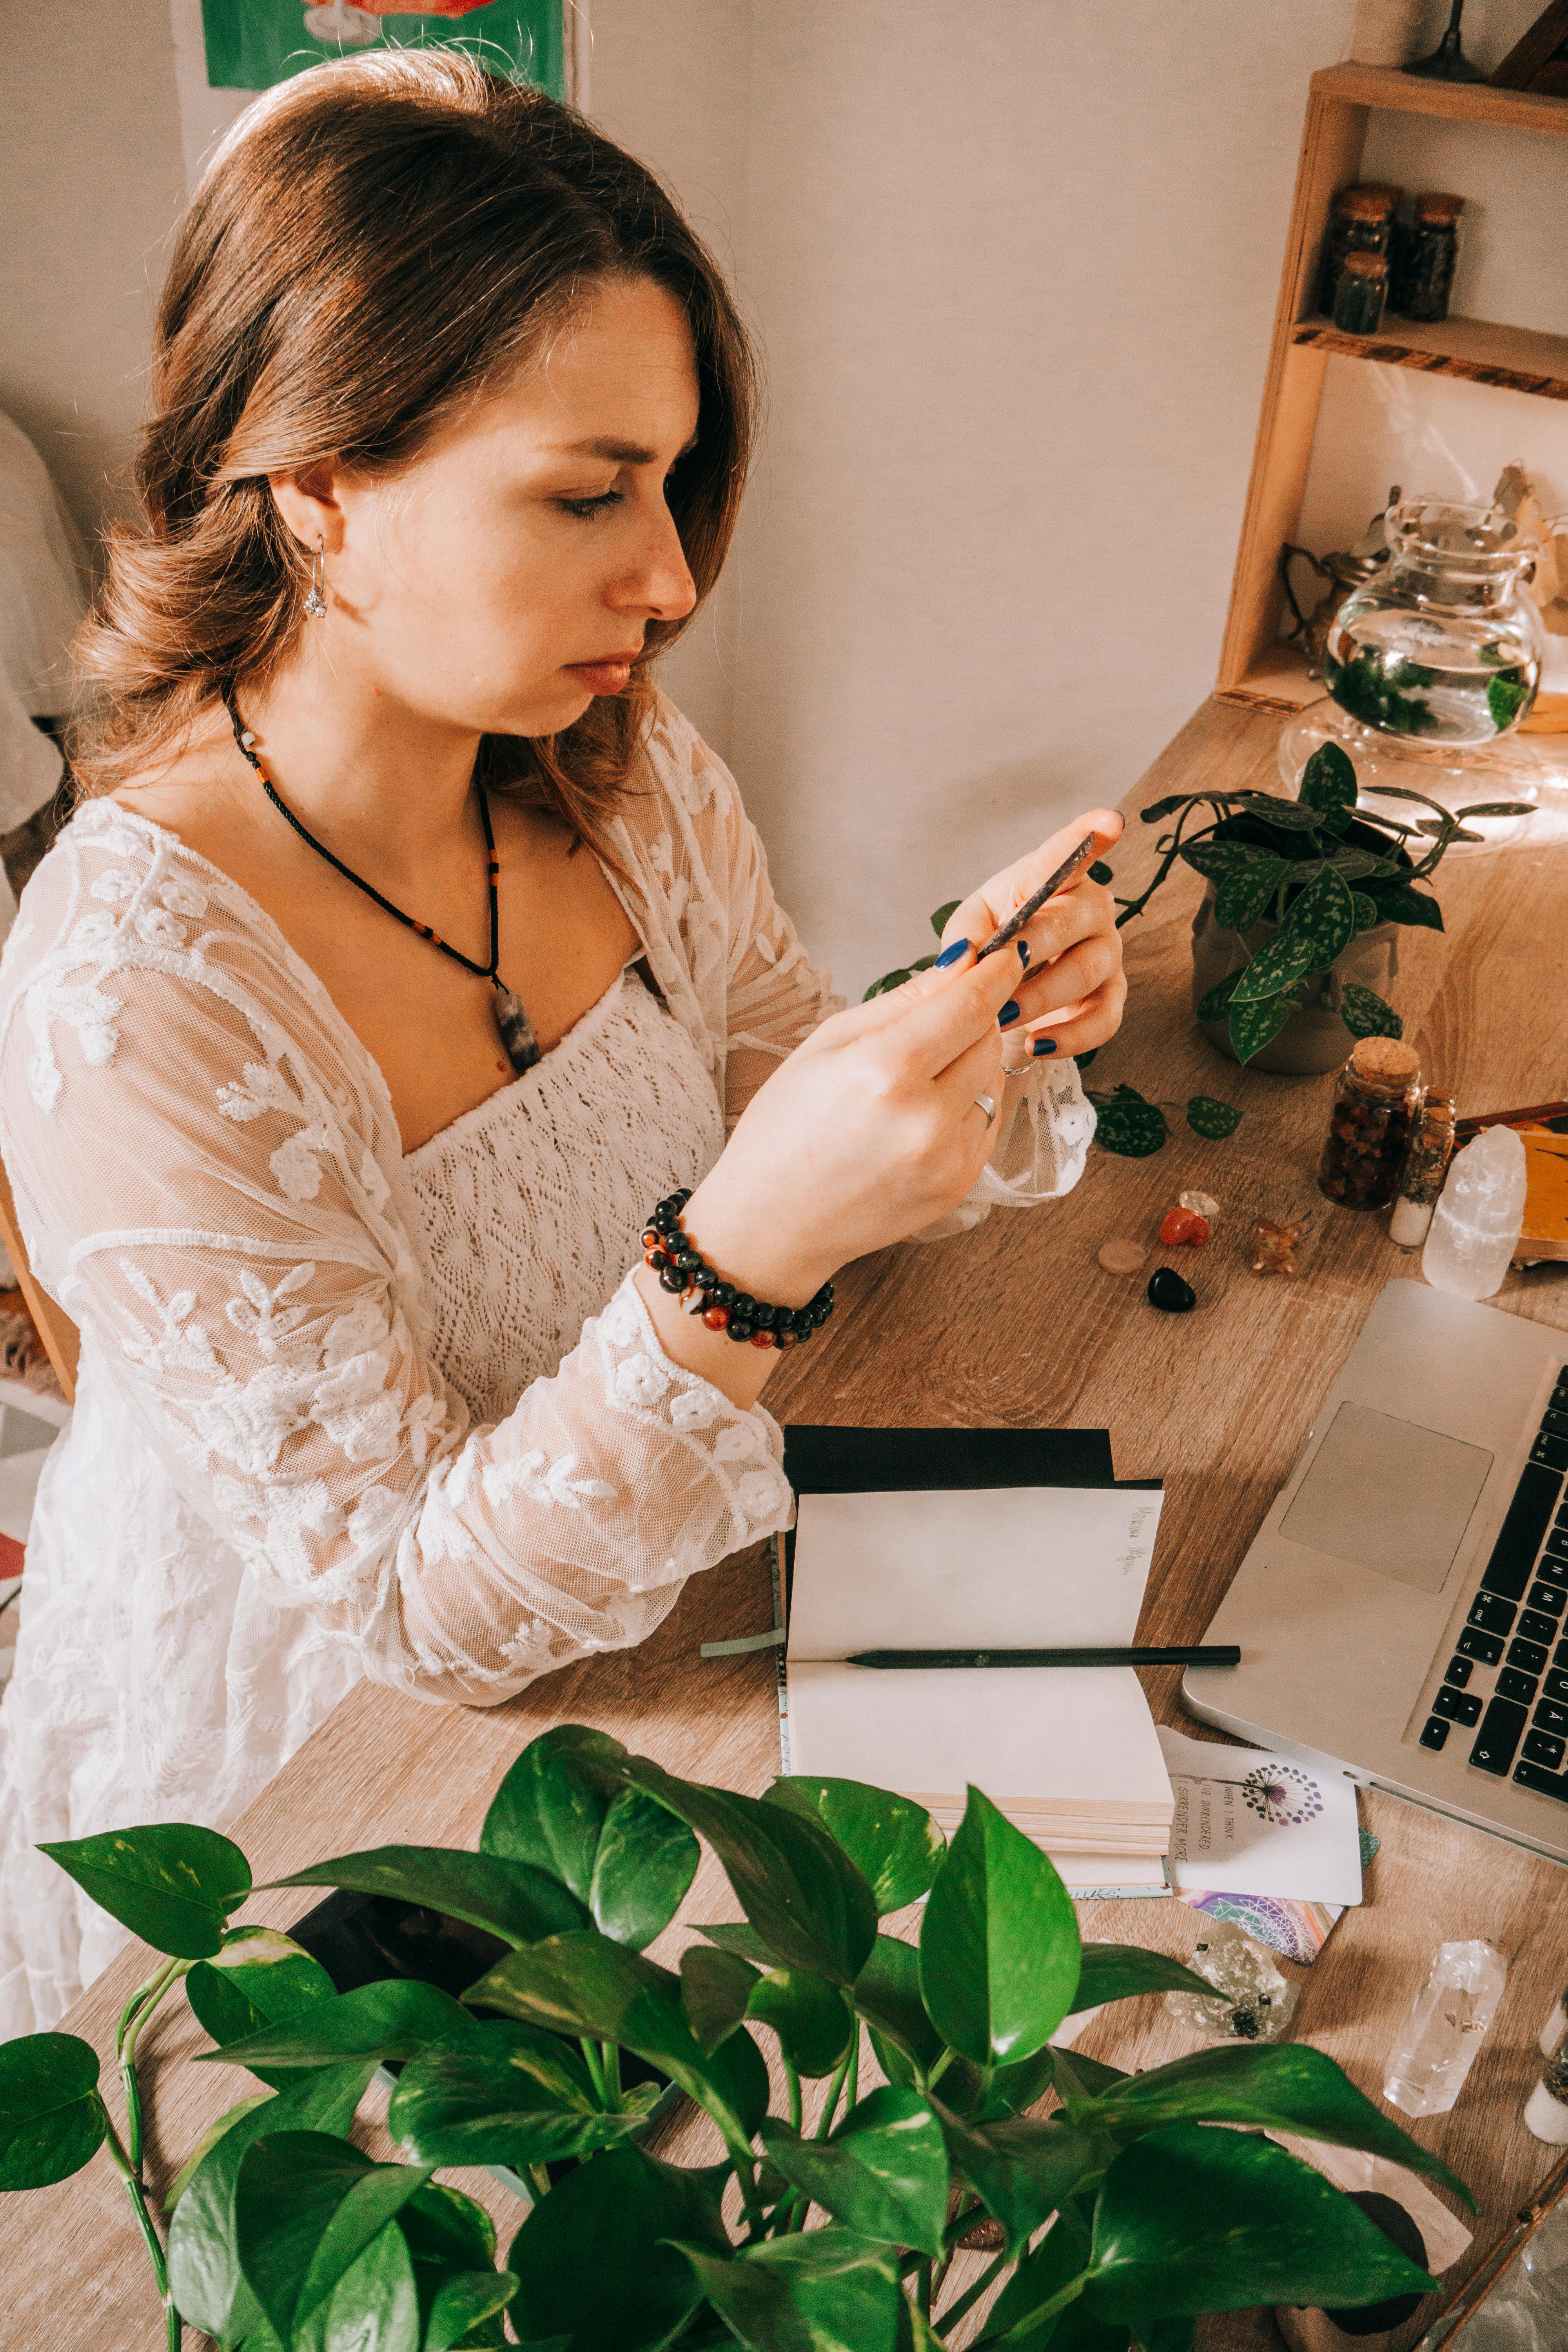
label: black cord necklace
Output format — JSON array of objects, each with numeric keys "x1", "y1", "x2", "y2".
[{"x1": 225, "y1": 693, "x2": 541, "y2": 1077}]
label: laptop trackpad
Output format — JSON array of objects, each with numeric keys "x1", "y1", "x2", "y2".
[{"x1": 1279, "y1": 1401, "x2": 1494, "y2": 1592}]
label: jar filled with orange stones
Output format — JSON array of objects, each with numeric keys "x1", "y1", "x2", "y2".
[{"x1": 1316, "y1": 1037, "x2": 1422, "y2": 1210}]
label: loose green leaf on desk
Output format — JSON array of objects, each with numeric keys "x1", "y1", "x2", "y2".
[
  {"x1": 1089, "y1": 1087, "x2": 1169, "y2": 1158},
  {"x1": 38, "y1": 1822, "x2": 251, "y2": 1960},
  {"x1": 919, "y1": 1788, "x2": 1081, "y2": 2066},
  {"x1": 765, "y1": 1774, "x2": 945, "y2": 1913},
  {"x1": 267, "y1": 1844, "x2": 590, "y2": 1950},
  {"x1": 761, "y1": 2086, "x2": 950, "y2": 2254},
  {"x1": 0, "y1": 2033, "x2": 105, "y2": 2191},
  {"x1": 675, "y1": 2227, "x2": 904, "y2": 2352},
  {"x1": 1082, "y1": 2123, "x2": 1438, "y2": 2321},
  {"x1": 1185, "y1": 1096, "x2": 1241, "y2": 1140}
]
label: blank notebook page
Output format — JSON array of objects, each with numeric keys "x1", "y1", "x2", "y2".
[
  {"x1": 786, "y1": 1663, "x2": 1171, "y2": 1820},
  {"x1": 785, "y1": 1485, "x2": 1163, "y2": 1658}
]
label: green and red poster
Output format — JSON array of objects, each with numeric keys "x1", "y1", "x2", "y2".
[{"x1": 200, "y1": 0, "x2": 564, "y2": 95}]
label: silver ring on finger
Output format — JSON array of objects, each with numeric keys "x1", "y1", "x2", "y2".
[{"x1": 973, "y1": 1092, "x2": 997, "y2": 1127}]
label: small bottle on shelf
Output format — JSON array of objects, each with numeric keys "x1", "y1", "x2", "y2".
[
  {"x1": 1318, "y1": 1037, "x2": 1422, "y2": 1210},
  {"x1": 1390, "y1": 1090, "x2": 1455, "y2": 1250},
  {"x1": 1389, "y1": 192, "x2": 1465, "y2": 323},
  {"x1": 1334, "y1": 250, "x2": 1389, "y2": 336},
  {"x1": 1318, "y1": 183, "x2": 1401, "y2": 314}
]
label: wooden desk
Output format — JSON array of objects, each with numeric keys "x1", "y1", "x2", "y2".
[{"x1": 5, "y1": 700, "x2": 1568, "y2": 2348}]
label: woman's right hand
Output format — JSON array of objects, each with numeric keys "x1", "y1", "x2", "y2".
[{"x1": 679, "y1": 939, "x2": 1028, "y2": 1306}]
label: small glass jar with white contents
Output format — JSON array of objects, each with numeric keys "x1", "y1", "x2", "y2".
[{"x1": 1390, "y1": 1091, "x2": 1456, "y2": 1250}]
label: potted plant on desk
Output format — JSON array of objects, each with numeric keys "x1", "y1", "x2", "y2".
[
  {"x1": 1112, "y1": 742, "x2": 1531, "y2": 1074},
  {"x1": 0, "y1": 1725, "x2": 1468, "y2": 2350}
]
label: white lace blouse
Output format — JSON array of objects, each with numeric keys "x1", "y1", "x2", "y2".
[{"x1": 0, "y1": 693, "x2": 1094, "y2": 2032}]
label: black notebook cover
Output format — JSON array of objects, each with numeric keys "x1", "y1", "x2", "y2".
[{"x1": 782, "y1": 1424, "x2": 1116, "y2": 1495}]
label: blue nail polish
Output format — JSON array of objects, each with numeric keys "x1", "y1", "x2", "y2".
[
  {"x1": 999, "y1": 1000, "x2": 1021, "y2": 1027},
  {"x1": 1016, "y1": 939, "x2": 1030, "y2": 967},
  {"x1": 935, "y1": 939, "x2": 971, "y2": 969},
  {"x1": 1033, "y1": 1036, "x2": 1057, "y2": 1055}
]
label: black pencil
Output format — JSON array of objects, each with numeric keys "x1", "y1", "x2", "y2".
[{"x1": 844, "y1": 1644, "x2": 1241, "y2": 1669}]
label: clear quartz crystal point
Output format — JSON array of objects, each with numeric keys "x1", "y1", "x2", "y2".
[
  {"x1": 1162, "y1": 1918, "x2": 1301, "y2": 2044},
  {"x1": 1421, "y1": 1126, "x2": 1527, "y2": 1301},
  {"x1": 1384, "y1": 1938, "x2": 1506, "y2": 2117}
]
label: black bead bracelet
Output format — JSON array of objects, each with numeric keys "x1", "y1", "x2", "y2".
[{"x1": 641, "y1": 1190, "x2": 835, "y2": 1348}]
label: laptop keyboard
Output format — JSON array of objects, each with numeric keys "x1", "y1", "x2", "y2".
[{"x1": 1418, "y1": 1369, "x2": 1568, "y2": 1800}]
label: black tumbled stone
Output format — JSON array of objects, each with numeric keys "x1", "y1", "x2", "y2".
[{"x1": 1147, "y1": 1267, "x2": 1196, "y2": 1314}]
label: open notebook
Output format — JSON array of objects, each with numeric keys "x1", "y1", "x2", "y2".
[{"x1": 778, "y1": 1473, "x2": 1174, "y2": 1895}]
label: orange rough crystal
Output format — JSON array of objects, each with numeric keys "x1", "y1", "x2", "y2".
[{"x1": 1160, "y1": 1206, "x2": 1210, "y2": 1247}]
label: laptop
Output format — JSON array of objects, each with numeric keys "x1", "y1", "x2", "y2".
[{"x1": 1184, "y1": 1277, "x2": 1568, "y2": 1861}]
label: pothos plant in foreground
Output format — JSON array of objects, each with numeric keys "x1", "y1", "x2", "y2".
[
  {"x1": 865, "y1": 897, "x2": 1243, "y2": 1161},
  {"x1": 1, "y1": 1726, "x2": 1470, "y2": 2351},
  {"x1": 1112, "y1": 741, "x2": 1533, "y2": 1067}
]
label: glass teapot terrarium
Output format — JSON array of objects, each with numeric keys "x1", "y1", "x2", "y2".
[{"x1": 1324, "y1": 497, "x2": 1544, "y2": 749}]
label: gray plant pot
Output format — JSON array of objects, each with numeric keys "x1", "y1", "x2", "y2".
[{"x1": 1190, "y1": 889, "x2": 1402, "y2": 1076}]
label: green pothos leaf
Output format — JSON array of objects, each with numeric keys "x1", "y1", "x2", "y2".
[{"x1": 1339, "y1": 982, "x2": 1403, "y2": 1041}]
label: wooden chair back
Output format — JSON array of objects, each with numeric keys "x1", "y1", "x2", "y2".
[{"x1": 0, "y1": 1156, "x2": 78, "y2": 1402}]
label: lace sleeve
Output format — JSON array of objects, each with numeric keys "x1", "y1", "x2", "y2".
[{"x1": 0, "y1": 823, "x2": 792, "y2": 1707}]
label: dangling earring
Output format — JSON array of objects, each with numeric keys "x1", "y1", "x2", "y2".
[{"x1": 304, "y1": 537, "x2": 327, "y2": 621}]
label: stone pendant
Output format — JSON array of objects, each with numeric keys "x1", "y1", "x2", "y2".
[{"x1": 493, "y1": 982, "x2": 541, "y2": 1076}]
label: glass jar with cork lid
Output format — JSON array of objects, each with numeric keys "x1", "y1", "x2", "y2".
[
  {"x1": 1318, "y1": 1037, "x2": 1423, "y2": 1209},
  {"x1": 1318, "y1": 183, "x2": 1401, "y2": 315}
]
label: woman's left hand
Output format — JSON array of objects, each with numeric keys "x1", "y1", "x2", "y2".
[{"x1": 937, "y1": 807, "x2": 1127, "y2": 1065}]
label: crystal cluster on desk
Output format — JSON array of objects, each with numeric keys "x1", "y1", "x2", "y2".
[{"x1": 1163, "y1": 1916, "x2": 1301, "y2": 2043}]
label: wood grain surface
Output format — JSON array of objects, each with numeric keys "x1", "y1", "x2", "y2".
[{"x1": 3, "y1": 698, "x2": 1566, "y2": 2349}]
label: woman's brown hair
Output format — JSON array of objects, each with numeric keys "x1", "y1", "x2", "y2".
[{"x1": 71, "y1": 49, "x2": 757, "y2": 846}]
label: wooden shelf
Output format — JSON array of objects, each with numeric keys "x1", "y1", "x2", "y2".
[
  {"x1": 1216, "y1": 59, "x2": 1568, "y2": 701},
  {"x1": 1291, "y1": 311, "x2": 1568, "y2": 401},
  {"x1": 1309, "y1": 61, "x2": 1568, "y2": 138},
  {"x1": 1212, "y1": 644, "x2": 1323, "y2": 715}
]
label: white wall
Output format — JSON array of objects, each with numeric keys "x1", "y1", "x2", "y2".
[
  {"x1": 0, "y1": 0, "x2": 186, "y2": 539},
  {"x1": 9, "y1": 0, "x2": 1566, "y2": 994}
]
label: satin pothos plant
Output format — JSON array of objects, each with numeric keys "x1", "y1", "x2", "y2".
[
  {"x1": 0, "y1": 1725, "x2": 1469, "y2": 2351},
  {"x1": 1113, "y1": 741, "x2": 1533, "y2": 1065}
]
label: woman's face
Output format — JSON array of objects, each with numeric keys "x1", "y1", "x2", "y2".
[{"x1": 292, "y1": 273, "x2": 702, "y2": 738}]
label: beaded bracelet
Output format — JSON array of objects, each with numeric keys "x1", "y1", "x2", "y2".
[{"x1": 642, "y1": 1190, "x2": 835, "y2": 1348}]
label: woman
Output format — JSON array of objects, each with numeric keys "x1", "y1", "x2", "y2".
[{"x1": 0, "y1": 53, "x2": 1124, "y2": 2033}]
